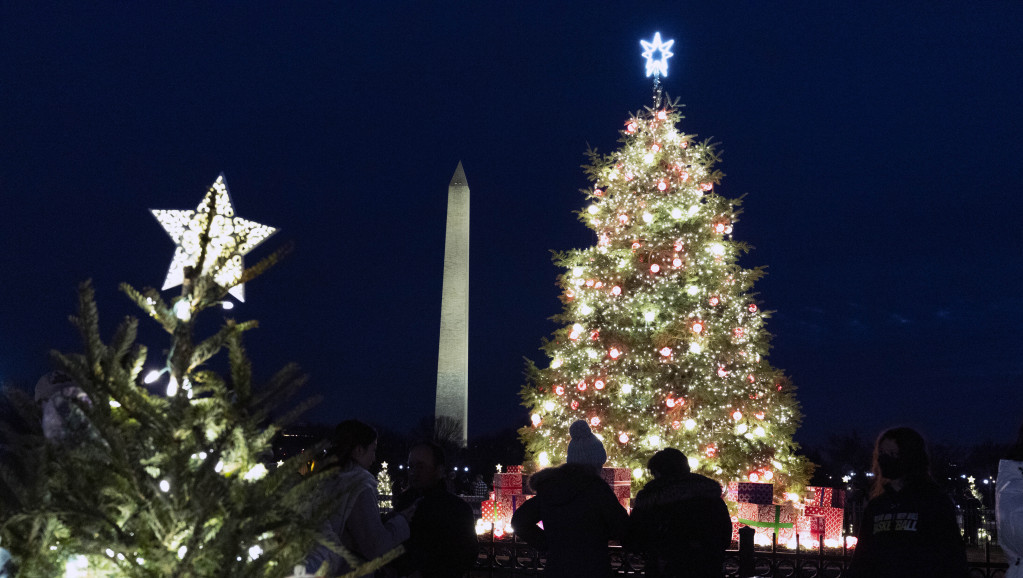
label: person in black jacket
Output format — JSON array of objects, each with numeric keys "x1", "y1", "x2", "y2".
[
  {"x1": 625, "y1": 448, "x2": 732, "y2": 578},
  {"x1": 392, "y1": 441, "x2": 477, "y2": 578},
  {"x1": 511, "y1": 420, "x2": 629, "y2": 578},
  {"x1": 847, "y1": 426, "x2": 968, "y2": 578}
]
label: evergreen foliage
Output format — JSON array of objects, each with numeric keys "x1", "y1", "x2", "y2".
[
  {"x1": 519, "y1": 97, "x2": 812, "y2": 495},
  {"x1": 0, "y1": 197, "x2": 368, "y2": 577}
]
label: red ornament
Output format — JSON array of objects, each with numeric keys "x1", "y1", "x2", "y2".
[
  {"x1": 594, "y1": 188, "x2": 604, "y2": 197},
  {"x1": 650, "y1": 264, "x2": 661, "y2": 273},
  {"x1": 555, "y1": 385, "x2": 565, "y2": 396},
  {"x1": 706, "y1": 444, "x2": 717, "y2": 457},
  {"x1": 608, "y1": 347, "x2": 622, "y2": 359},
  {"x1": 618, "y1": 214, "x2": 629, "y2": 224},
  {"x1": 672, "y1": 257, "x2": 683, "y2": 268},
  {"x1": 701, "y1": 182, "x2": 713, "y2": 191},
  {"x1": 569, "y1": 329, "x2": 580, "y2": 340},
  {"x1": 714, "y1": 222, "x2": 727, "y2": 234},
  {"x1": 577, "y1": 380, "x2": 587, "y2": 392},
  {"x1": 665, "y1": 397, "x2": 676, "y2": 408},
  {"x1": 692, "y1": 321, "x2": 703, "y2": 334},
  {"x1": 594, "y1": 281, "x2": 603, "y2": 288},
  {"x1": 657, "y1": 180, "x2": 668, "y2": 191},
  {"x1": 732, "y1": 410, "x2": 743, "y2": 421},
  {"x1": 626, "y1": 121, "x2": 638, "y2": 133},
  {"x1": 748, "y1": 303, "x2": 758, "y2": 313},
  {"x1": 657, "y1": 110, "x2": 668, "y2": 120},
  {"x1": 733, "y1": 327, "x2": 745, "y2": 339},
  {"x1": 618, "y1": 433, "x2": 629, "y2": 444},
  {"x1": 651, "y1": 143, "x2": 661, "y2": 152},
  {"x1": 565, "y1": 289, "x2": 576, "y2": 300},
  {"x1": 708, "y1": 296, "x2": 720, "y2": 306},
  {"x1": 594, "y1": 379, "x2": 605, "y2": 390},
  {"x1": 718, "y1": 366, "x2": 729, "y2": 377},
  {"x1": 590, "y1": 416, "x2": 600, "y2": 426},
  {"x1": 631, "y1": 241, "x2": 642, "y2": 249},
  {"x1": 585, "y1": 279, "x2": 595, "y2": 287},
  {"x1": 660, "y1": 347, "x2": 673, "y2": 358},
  {"x1": 748, "y1": 374, "x2": 755, "y2": 383},
  {"x1": 748, "y1": 472, "x2": 760, "y2": 483},
  {"x1": 589, "y1": 330, "x2": 600, "y2": 341},
  {"x1": 755, "y1": 411, "x2": 765, "y2": 420},
  {"x1": 673, "y1": 241, "x2": 684, "y2": 251},
  {"x1": 680, "y1": 141, "x2": 688, "y2": 149},
  {"x1": 571, "y1": 400, "x2": 579, "y2": 410},
  {"x1": 611, "y1": 285, "x2": 622, "y2": 296}
]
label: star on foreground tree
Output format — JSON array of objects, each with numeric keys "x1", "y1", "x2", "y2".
[{"x1": 152, "y1": 174, "x2": 276, "y2": 302}]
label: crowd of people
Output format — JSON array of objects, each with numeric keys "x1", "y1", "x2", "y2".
[{"x1": 301, "y1": 418, "x2": 1023, "y2": 578}]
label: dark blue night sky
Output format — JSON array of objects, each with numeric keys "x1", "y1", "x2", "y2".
[{"x1": 2, "y1": 2, "x2": 1021, "y2": 447}]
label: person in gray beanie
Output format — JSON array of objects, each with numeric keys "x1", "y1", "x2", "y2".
[
  {"x1": 511, "y1": 420, "x2": 627, "y2": 577},
  {"x1": 566, "y1": 419, "x2": 608, "y2": 472}
]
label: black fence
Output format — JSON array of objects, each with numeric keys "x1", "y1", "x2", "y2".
[{"x1": 470, "y1": 525, "x2": 1011, "y2": 578}]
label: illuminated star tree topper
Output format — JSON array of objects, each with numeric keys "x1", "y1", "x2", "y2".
[
  {"x1": 152, "y1": 174, "x2": 276, "y2": 302},
  {"x1": 640, "y1": 32, "x2": 675, "y2": 78}
]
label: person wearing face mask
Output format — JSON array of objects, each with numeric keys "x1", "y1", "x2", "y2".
[
  {"x1": 847, "y1": 427, "x2": 968, "y2": 578},
  {"x1": 304, "y1": 420, "x2": 415, "y2": 576}
]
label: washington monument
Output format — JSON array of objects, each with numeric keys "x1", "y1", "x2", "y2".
[{"x1": 435, "y1": 162, "x2": 469, "y2": 447}]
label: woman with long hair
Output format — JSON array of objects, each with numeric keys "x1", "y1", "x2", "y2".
[
  {"x1": 304, "y1": 419, "x2": 412, "y2": 576},
  {"x1": 847, "y1": 427, "x2": 968, "y2": 578},
  {"x1": 998, "y1": 420, "x2": 1023, "y2": 577}
]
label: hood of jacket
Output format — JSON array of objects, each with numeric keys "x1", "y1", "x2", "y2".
[
  {"x1": 528, "y1": 463, "x2": 605, "y2": 506},
  {"x1": 635, "y1": 472, "x2": 723, "y2": 507}
]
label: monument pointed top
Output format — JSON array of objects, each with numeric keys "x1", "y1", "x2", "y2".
[{"x1": 449, "y1": 161, "x2": 468, "y2": 188}]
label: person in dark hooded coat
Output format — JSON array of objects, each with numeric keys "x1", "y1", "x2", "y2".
[
  {"x1": 625, "y1": 448, "x2": 732, "y2": 578},
  {"x1": 511, "y1": 420, "x2": 628, "y2": 578}
]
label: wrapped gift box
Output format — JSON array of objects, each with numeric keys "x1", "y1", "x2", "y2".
[
  {"x1": 808, "y1": 515, "x2": 826, "y2": 537},
  {"x1": 736, "y1": 482, "x2": 774, "y2": 505},
  {"x1": 726, "y1": 481, "x2": 739, "y2": 502},
  {"x1": 737, "y1": 503, "x2": 797, "y2": 537},
  {"x1": 806, "y1": 486, "x2": 845, "y2": 508},
  {"x1": 495, "y1": 493, "x2": 533, "y2": 517},
  {"x1": 481, "y1": 499, "x2": 506, "y2": 522},
  {"x1": 804, "y1": 505, "x2": 844, "y2": 541},
  {"x1": 601, "y1": 467, "x2": 631, "y2": 510},
  {"x1": 493, "y1": 473, "x2": 523, "y2": 496},
  {"x1": 600, "y1": 467, "x2": 631, "y2": 484}
]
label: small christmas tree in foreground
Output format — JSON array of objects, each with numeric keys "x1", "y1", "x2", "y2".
[
  {"x1": 520, "y1": 37, "x2": 810, "y2": 495},
  {"x1": 0, "y1": 176, "x2": 397, "y2": 577}
]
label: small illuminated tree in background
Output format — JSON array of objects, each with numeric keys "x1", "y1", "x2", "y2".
[
  {"x1": 0, "y1": 176, "x2": 394, "y2": 577},
  {"x1": 519, "y1": 38, "x2": 811, "y2": 494}
]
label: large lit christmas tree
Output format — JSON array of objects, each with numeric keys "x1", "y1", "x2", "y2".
[{"x1": 520, "y1": 34, "x2": 811, "y2": 495}]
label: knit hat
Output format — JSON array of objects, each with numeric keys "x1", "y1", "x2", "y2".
[{"x1": 566, "y1": 420, "x2": 607, "y2": 467}]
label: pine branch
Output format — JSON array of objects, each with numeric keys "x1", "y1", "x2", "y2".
[{"x1": 238, "y1": 241, "x2": 293, "y2": 287}]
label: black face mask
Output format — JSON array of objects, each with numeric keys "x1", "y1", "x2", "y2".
[{"x1": 877, "y1": 454, "x2": 906, "y2": 480}]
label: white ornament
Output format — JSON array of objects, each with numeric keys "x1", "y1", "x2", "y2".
[
  {"x1": 152, "y1": 174, "x2": 276, "y2": 302},
  {"x1": 640, "y1": 32, "x2": 675, "y2": 78}
]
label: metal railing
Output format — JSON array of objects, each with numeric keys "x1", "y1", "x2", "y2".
[{"x1": 470, "y1": 525, "x2": 1011, "y2": 577}]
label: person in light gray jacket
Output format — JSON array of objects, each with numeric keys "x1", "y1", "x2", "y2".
[{"x1": 998, "y1": 420, "x2": 1023, "y2": 578}]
